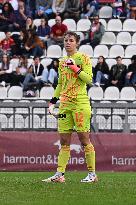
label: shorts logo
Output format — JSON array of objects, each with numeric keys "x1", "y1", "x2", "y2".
[{"x1": 58, "y1": 114, "x2": 66, "y2": 119}]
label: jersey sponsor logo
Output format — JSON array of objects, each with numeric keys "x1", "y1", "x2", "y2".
[{"x1": 58, "y1": 113, "x2": 66, "y2": 119}]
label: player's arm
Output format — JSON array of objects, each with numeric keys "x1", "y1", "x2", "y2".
[
  {"x1": 78, "y1": 54, "x2": 93, "y2": 85},
  {"x1": 49, "y1": 63, "x2": 62, "y2": 115},
  {"x1": 66, "y1": 55, "x2": 92, "y2": 85}
]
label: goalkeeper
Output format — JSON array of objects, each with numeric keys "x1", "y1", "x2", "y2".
[{"x1": 42, "y1": 31, "x2": 97, "y2": 183}]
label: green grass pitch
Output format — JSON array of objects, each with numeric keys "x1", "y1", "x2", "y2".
[{"x1": 0, "y1": 172, "x2": 136, "y2": 205}]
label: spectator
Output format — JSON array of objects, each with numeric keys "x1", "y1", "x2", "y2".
[
  {"x1": 22, "y1": 56, "x2": 47, "y2": 91},
  {"x1": 35, "y1": 0, "x2": 53, "y2": 19},
  {"x1": 125, "y1": 55, "x2": 136, "y2": 86},
  {"x1": 63, "y1": 0, "x2": 80, "y2": 21},
  {"x1": 0, "y1": 31, "x2": 15, "y2": 56},
  {"x1": 13, "y1": 0, "x2": 31, "y2": 31},
  {"x1": 12, "y1": 29, "x2": 28, "y2": 56},
  {"x1": 36, "y1": 17, "x2": 51, "y2": 47},
  {"x1": 81, "y1": 0, "x2": 99, "y2": 19},
  {"x1": 108, "y1": 56, "x2": 127, "y2": 90},
  {"x1": 128, "y1": 0, "x2": 136, "y2": 19},
  {"x1": 93, "y1": 56, "x2": 110, "y2": 87},
  {"x1": 52, "y1": 0, "x2": 67, "y2": 17},
  {"x1": 25, "y1": 16, "x2": 36, "y2": 31},
  {"x1": 24, "y1": 29, "x2": 45, "y2": 57},
  {"x1": 80, "y1": 15, "x2": 105, "y2": 48},
  {"x1": 112, "y1": 0, "x2": 123, "y2": 18},
  {"x1": 0, "y1": 2, "x2": 15, "y2": 31},
  {"x1": 24, "y1": 0, "x2": 36, "y2": 18},
  {"x1": 46, "y1": 58, "x2": 59, "y2": 87},
  {"x1": 10, "y1": 55, "x2": 28, "y2": 86},
  {"x1": 48, "y1": 15, "x2": 67, "y2": 47},
  {"x1": 0, "y1": 54, "x2": 13, "y2": 86}
]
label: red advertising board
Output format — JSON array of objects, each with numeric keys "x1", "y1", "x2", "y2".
[{"x1": 0, "y1": 132, "x2": 136, "y2": 171}]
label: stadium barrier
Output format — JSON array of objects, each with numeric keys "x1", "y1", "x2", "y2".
[
  {"x1": 0, "y1": 131, "x2": 136, "y2": 172},
  {"x1": 0, "y1": 101, "x2": 136, "y2": 132}
]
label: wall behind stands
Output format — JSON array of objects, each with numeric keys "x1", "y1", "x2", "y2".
[{"x1": 0, "y1": 132, "x2": 136, "y2": 172}]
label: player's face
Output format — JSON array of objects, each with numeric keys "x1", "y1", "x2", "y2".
[{"x1": 64, "y1": 35, "x2": 77, "y2": 53}]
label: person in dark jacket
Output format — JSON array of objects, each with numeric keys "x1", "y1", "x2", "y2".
[
  {"x1": 93, "y1": 56, "x2": 109, "y2": 86},
  {"x1": 125, "y1": 55, "x2": 136, "y2": 86},
  {"x1": 108, "y1": 56, "x2": 127, "y2": 90}
]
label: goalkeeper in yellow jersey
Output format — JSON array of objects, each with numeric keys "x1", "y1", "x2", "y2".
[{"x1": 42, "y1": 31, "x2": 98, "y2": 183}]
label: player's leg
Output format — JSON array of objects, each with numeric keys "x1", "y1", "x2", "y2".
[
  {"x1": 42, "y1": 107, "x2": 73, "y2": 183},
  {"x1": 78, "y1": 132, "x2": 97, "y2": 183},
  {"x1": 73, "y1": 104, "x2": 97, "y2": 183}
]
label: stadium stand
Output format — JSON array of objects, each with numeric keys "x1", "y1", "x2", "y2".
[{"x1": 1, "y1": 1, "x2": 136, "y2": 132}]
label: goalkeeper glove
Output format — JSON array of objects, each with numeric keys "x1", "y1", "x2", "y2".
[
  {"x1": 48, "y1": 103, "x2": 55, "y2": 115},
  {"x1": 65, "y1": 58, "x2": 81, "y2": 74}
]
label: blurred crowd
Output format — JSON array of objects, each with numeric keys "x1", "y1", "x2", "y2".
[{"x1": 0, "y1": 0, "x2": 136, "y2": 97}]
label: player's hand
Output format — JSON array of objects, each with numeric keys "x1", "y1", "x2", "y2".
[
  {"x1": 65, "y1": 58, "x2": 75, "y2": 65},
  {"x1": 65, "y1": 58, "x2": 81, "y2": 74},
  {"x1": 48, "y1": 103, "x2": 55, "y2": 115}
]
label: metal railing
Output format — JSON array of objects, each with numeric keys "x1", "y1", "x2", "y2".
[{"x1": 0, "y1": 101, "x2": 136, "y2": 132}]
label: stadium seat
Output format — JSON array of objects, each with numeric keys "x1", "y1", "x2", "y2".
[
  {"x1": 62, "y1": 19, "x2": 76, "y2": 31},
  {"x1": 0, "y1": 87, "x2": 8, "y2": 99},
  {"x1": 33, "y1": 100, "x2": 46, "y2": 115},
  {"x1": 75, "y1": 32, "x2": 85, "y2": 42},
  {"x1": 41, "y1": 58, "x2": 52, "y2": 68},
  {"x1": 99, "y1": 19, "x2": 107, "y2": 30},
  {"x1": 122, "y1": 59, "x2": 131, "y2": 67},
  {"x1": 79, "y1": 45, "x2": 93, "y2": 57},
  {"x1": 128, "y1": 116, "x2": 136, "y2": 130},
  {"x1": 16, "y1": 100, "x2": 30, "y2": 115},
  {"x1": 92, "y1": 58, "x2": 98, "y2": 67},
  {"x1": 109, "y1": 45, "x2": 124, "y2": 58},
  {"x1": 33, "y1": 19, "x2": 41, "y2": 27},
  {"x1": 62, "y1": 47, "x2": 67, "y2": 56},
  {"x1": 33, "y1": 114, "x2": 41, "y2": 129},
  {"x1": 101, "y1": 32, "x2": 116, "y2": 45},
  {"x1": 0, "y1": 114, "x2": 8, "y2": 129},
  {"x1": 123, "y1": 19, "x2": 136, "y2": 32},
  {"x1": 88, "y1": 86, "x2": 103, "y2": 100},
  {"x1": 131, "y1": 32, "x2": 136, "y2": 44},
  {"x1": 8, "y1": 86, "x2": 23, "y2": 99},
  {"x1": 116, "y1": 32, "x2": 131, "y2": 45},
  {"x1": 47, "y1": 45, "x2": 62, "y2": 58},
  {"x1": 107, "y1": 115, "x2": 123, "y2": 130},
  {"x1": 120, "y1": 87, "x2": 136, "y2": 101},
  {"x1": 45, "y1": 115, "x2": 58, "y2": 129},
  {"x1": 15, "y1": 114, "x2": 25, "y2": 129},
  {"x1": 99, "y1": 6, "x2": 112, "y2": 18},
  {"x1": 1, "y1": 100, "x2": 14, "y2": 115},
  {"x1": 107, "y1": 19, "x2": 122, "y2": 32},
  {"x1": 125, "y1": 45, "x2": 136, "y2": 58},
  {"x1": 76, "y1": 19, "x2": 91, "y2": 31},
  {"x1": 8, "y1": 114, "x2": 25, "y2": 129},
  {"x1": 106, "y1": 58, "x2": 116, "y2": 69},
  {"x1": 0, "y1": 32, "x2": 6, "y2": 41},
  {"x1": 10, "y1": 58, "x2": 19, "y2": 71},
  {"x1": 95, "y1": 115, "x2": 107, "y2": 130},
  {"x1": 48, "y1": 19, "x2": 55, "y2": 27},
  {"x1": 97, "y1": 100, "x2": 111, "y2": 116},
  {"x1": 40, "y1": 86, "x2": 54, "y2": 100},
  {"x1": 94, "y1": 45, "x2": 109, "y2": 58},
  {"x1": 128, "y1": 101, "x2": 136, "y2": 115},
  {"x1": 104, "y1": 86, "x2": 120, "y2": 100},
  {"x1": 112, "y1": 101, "x2": 127, "y2": 116},
  {"x1": 27, "y1": 58, "x2": 34, "y2": 67}
]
